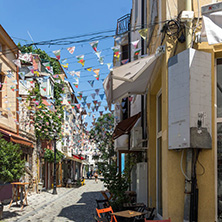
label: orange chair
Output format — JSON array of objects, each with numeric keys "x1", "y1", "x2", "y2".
[
  {"x1": 96, "y1": 206, "x2": 118, "y2": 222},
  {"x1": 144, "y1": 218, "x2": 171, "y2": 222}
]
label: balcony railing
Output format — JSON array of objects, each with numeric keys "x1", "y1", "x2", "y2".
[{"x1": 116, "y1": 14, "x2": 131, "y2": 35}]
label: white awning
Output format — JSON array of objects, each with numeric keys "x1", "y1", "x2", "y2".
[
  {"x1": 201, "y1": 3, "x2": 222, "y2": 45},
  {"x1": 103, "y1": 53, "x2": 162, "y2": 108}
]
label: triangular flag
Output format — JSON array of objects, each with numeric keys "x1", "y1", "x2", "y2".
[
  {"x1": 53, "y1": 50, "x2": 61, "y2": 60},
  {"x1": 93, "y1": 100, "x2": 97, "y2": 105},
  {"x1": 77, "y1": 96, "x2": 82, "y2": 101},
  {"x1": 83, "y1": 96, "x2": 88, "y2": 102},
  {"x1": 85, "y1": 67, "x2": 92, "y2": 71},
  {"x1": 78, "y1": 59, "x2": 85, "y2": 67},
  {"x1": 98, "y1": 56, "x2": 104, "y2": 65},
  {"x1": 12, "y1": 59, "x2": 21, "y2": 68},
  {"x1": 68, "y1": 71, "x2": 75, "y2": 76},
  {"x1": 76, "y1": 104, "x2": 81, "y2": 109},
  {"x1": 61, "y1": 58, "x2": 67, "y2": 63},
  {"x1": 87, "y1": 103, "x2": 91, "y2": 109},
  {"x1": 98, "y1": 101, "x2": 101, "y2": 107},
  {"x1": 62, "y1": 63, "x2": 69, "y2": 70},
  {"x1": 67, "y1": 46, "x2": 75, "y2": 54},
  {"x1": 95, "y1": 89, "x2": 100, "y2": 95},
  {"x1": 95, "y1": 51, "x2": 101, "y2": 59},
  {"x1": 134, "y1": 48, "x2": 141, "y2": 56},
  {"x1": 76, "y1": 55, "x2": 84, "y2": 61},
  {"x1": 88, "y1": 80, "x2": 94, "y2": 88},
  {"x1": 94, "y1": 75, "x2": 100, "y2": 81},
  {"x1": 107, "y1": 63, "x2": 112, "y2": 70},
  {"x1": 99, "y1": 111, "x2": 103, "y2": 116},
  {"x1": 131, "y1": 40, "x2": 140, "y2": 49},
  {"x1": 91, "y1": 93, "x2": 96, "y2": 99},
  {"x1": 121, "y1": 59, "x2": 129, "y2": 65},
  {"x1": 75, "y1": 71, "x2": 81, "y2": 77},
  {"x1": 19, "y1": 72, "x2": 26, "y2": 80},
  {"x1": 99, "y1": 94, "x2": 105, "y2": 100},
  {"x1": 93, "y1": 69, "x2": 100, "y2": 76},
  {"x1": 43, "y1": 62, "x2": 51, "y2": 70},
  {"x1": 89, "y1": 41, "x2": 98, "y2": 52},
  {"x1": 78, "y1": 91, "x2": 83, "y2": 98},
  {"x1": 138, "y1": 28, "x2": 148, "y2": 40}
]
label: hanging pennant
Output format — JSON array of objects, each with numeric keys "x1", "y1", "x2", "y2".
[
  {"x1": 53, "y1": 50, "x2": 61, "y2": 60},
  {"x1": 76, "y1": 104, "x2": 81, "y2": 109},
  {"x1": 67, "y1": 46, "x2": 75, "y2": 54},
  {"x1": 131, "y1": 40, "x2": 140, "y2": 49},
  {"x1": 121, "y1": 59, "x2": 129, "y2": 65},
  {"x1": 43, "y1": 62, "x2": 51, "y2": 70},
  {"x1": 91, "y1": 93, "x2": 96, "y2": 99},
  {"x1": 62, "y1": 63, "x2": 69, "y2": 70},
  {"x1": 107, "y1": 63, "x2": 112, "y2": 70},
  {"x1": 95, "y1": 89, "x2": 100, "y2": 95},
  {"x1": 87, "y1": 103, "x2": 91, "y2": 109},
  {"x1": 99, "y1": 94, "x2": 105, "y2": 100},
  {"x1": 12, "y1": 59, "x2": 21, "y2": 68},
  {"x1": 98, "y1": 101, "x2": 101, "y2": 107},
  {"x1": 78, "y1": 59, "x2": 85, "y2": 67},
  {"x1": 138, "y1": 28, "x2": 148, "y2": 40},
  {"x1": 85, "y1": 67, "x2": 92, "y2": 72},
  {"x1": 90, "y1": 41, "x2": 99, "y2": 52},
  {"x1": 68, "y1": 71, "x2": 76, "y2": 76},
  {"x1": 93, "y1": 100, "x2": 97, "y2": 106},
  {"x1": 93, "y1": 69, "x2": 100, "y2": 76},
  {"x1": 112, "y1": 46, "x2": 120, "y2": 59},
  {"x1": 98, "y1": 56, "x2": 104, "y2": 65},
  {"x1": 94, "y1": 74, "x2": 100, "y2": 81},
  {"x1": 19, "y1": 72, "x2": 26, "y2": 80},
  {"x1": 95, "y1": 51, "x2": 101, "y2": 59},
  {"x1": 134, "y1": 48, "x2": 141, "y2": 56},
  {"x1": 61, "y1": 58, "x2": 67, "y2": 63},
  {"x1": 75, "y1": 71, "x2": 81, "y2": 77},
  {"x1": 88, "y1": 80, "x2": 94, "y2": 88},
  {"x1": 99, "y1": 111, "x2": 103, "y2": 116},
  {"x1": 83, "y1": 96, "x2": 88, "y2": 102}
]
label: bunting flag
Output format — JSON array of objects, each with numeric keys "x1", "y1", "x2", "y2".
[
  {"x1": 95, "y1": 51, "x2": 101, "y2": 59},
  {"x1": 104, "y1": 106, "x2": 108, "y2": 111},
  {"x1": 87, "y1": 103, "x2": 91, "y2": 109},
  {"x1": 121, "y1": 59, "x2": 129, "y2": 65},
  {"x1": 89, "y1": 41, "x2": 98, "y2": 52},
  {"x1": 19, "y1": 52, "x2": 32, "y2": 63},
  {"x1": 61, "y1": 58, "x2": 67, "y2": 63},
  {"x1": 95, "y1": 106, "x2": 99, "y2": 111},
  {"x1": 12, "y1": 59, "x2": 21, "y2": 68},
  {"x1": 19, "y1": 72, "x2": 25, "y2": 80},
  {"x1": 99, "y1": 94, "x2": 105, "y2": 100},
  {"x1": 68, "y1": 71, "x2": 75, "y2": 76},
  {"x1": 83, "y1": 96, "x2": 88, "y2": 102},
  {"x1": 53, "y1": 50, "x2": 61, "y2": 60},
  {"x1": 94, "y1": 75, "x2": 99, "y2": 81},
  {"x1": 112, "y1": 46, "x2": 120, "y2": 59},
  {"x1": 77, "y1": 96, "x2": 82, "y2": 101},
  {"x1": 76, "y1": 55, "x2": 84, "y2": 61},
  {"x1": 131, "y1": 40, "x2": 140, "y2": 49},
  {"x1": 75, "y1": 71, "x2": 81, "y2": 77},
  {"x1": 138, "y1": 28, "x2": 148, "y2": 40},
  {"x1": 134, "y1": 48, "x2": 141, "y2": 56},
  {"x1": 82, "y1": 102, "x2": 86, "y2": 107},
  {"x1": 98, "y1": 56, "x2": 104, "y2": 65},
  {"x1": 92, "y1": 107, "x2": 95, "y2": 112},
  {"x1": 43, "y1": 62, "x2": 51, "y2": 70},
  {"x1": 93, "y1": 68, "x2": 100, "y2": 76},
  {"x1": 93, "y1": 100, "x2": 97, "y2": 106},
  {"x1": 53, "y1": 74, "x2": 59, "y2": 78},
  {"x1": 67, "y1": 46, "x2": 75, "y2": 54},
  {"x1": 88, "y1": 80, "x2": 94, "y2": 88},
  {"x1": 99, "y1": 111, "x2": 103, "y2": 116},
  {"x1": 73, "y1": 79, "x2": 79, "y2": 88},
  {"x1": 114, "y1": 35, "x2": 122, "y2": 44},
  {"x1": 78, "y1": 92, "x2": 83, "y2": 98},
  {"x1": 88, "y1": 112, "x2": 91, "y2": 116},
  {"x1": 107, "y1": 63, "x2": 112, "y2": 70},
  {"x1": 78, "y1": 59, "x2": 85, "y2": 67},
  {"x1": 98, "y1": 101, "x2": 101, "y2": 107},
  {"x1": 76, "y1": 104, "x2": 81, "y2": 109},
  {"x1": 95, "y1": 89, "x2": 100, "y2": 95},
  {"x1": 91, "y1": 93, "x2": 96, "y2": 99},
  {"x1": 10, "y1": 86, "x2": 15, "y2": 91},
  {"x1": 85, "y1": 67, "x2": 92, "y2": 72},
  {"x1": 62, "y1": 63, "x2": 69, "y2": 70}
]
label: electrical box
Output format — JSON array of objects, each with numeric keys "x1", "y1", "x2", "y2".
[
  {"x1": 168, "y1": 48, "x2": 212, "y2": 150},
  {"x1": 180, "y1": 11, "x2": 194, "y2": 21}
]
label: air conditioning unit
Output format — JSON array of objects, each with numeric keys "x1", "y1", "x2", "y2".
[{"x1": 131, "y1": 126, "x2": 145, "y2": 150}]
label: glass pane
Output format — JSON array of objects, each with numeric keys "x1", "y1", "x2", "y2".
[
  {"x1": 217, "y1": 59, "x2": 222, "y2": 118},
  {"x1": 157, "y1": 137, "x2": 162, "y2": 216},
  {"x1": 218, "y1": 123, "x2": 222, "y2": 220}
]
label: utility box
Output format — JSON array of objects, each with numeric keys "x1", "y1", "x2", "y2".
[{"x1": 168, "y1": 48, "x2": 212, "y2": 149}]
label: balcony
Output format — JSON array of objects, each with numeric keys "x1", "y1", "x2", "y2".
[{"x1": 116, "y1": 14, "x2": 131, "y2": 35}]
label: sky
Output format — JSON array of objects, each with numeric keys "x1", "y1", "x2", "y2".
[{"x1": 0, "y1": 0, "x2": 132, "y2": 130}]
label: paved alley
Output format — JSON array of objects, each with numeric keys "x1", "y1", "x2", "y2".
[{"x1": 2, "y1": 179, "x2": 104, "y2": 222}]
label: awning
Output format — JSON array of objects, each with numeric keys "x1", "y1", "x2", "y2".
[
  {"x1": 201, "y1": 3, "x2": 222, "y2": 45},
  {"x1": 0, "y1": 128, "x2": 34, "y2": 148},
  {"x1": 103, "y1": 52, "x2": 163, "y2": 108},
  {"x1": 112, "y1": 112, "x2": 141, "y2": 140},
  {"x1": 72, "y1": 155, "x2": 83, "y2": 163}
]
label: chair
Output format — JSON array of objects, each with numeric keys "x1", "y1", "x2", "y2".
[
  {"x1": 96, "y1": 199, "x2": 110, "y2": 209},
  {"x1": 144, "y1": 218, "x2": 171, "y2": 222},
  {"x1": 96, "y1": 206, "x2": 118, "y2": 222}
]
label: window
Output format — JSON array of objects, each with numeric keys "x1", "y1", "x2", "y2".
[
  {"x1": 121, "y1": 44, "x2": 129, "y2": 64},
  {"x1": 0, "y1": 74, "x2": 4, "y2": 108},
  {"x1": 156, "y1": 91, "x2": 162, "y2": 217}
]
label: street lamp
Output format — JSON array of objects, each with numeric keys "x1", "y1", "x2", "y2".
[{"x1": 52, "y1": 135, "x2": 57, "y2": 195}]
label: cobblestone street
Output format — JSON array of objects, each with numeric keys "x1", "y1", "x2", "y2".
[{"x1": 2, "y1": 179, "x2": 104, "y2": 222}]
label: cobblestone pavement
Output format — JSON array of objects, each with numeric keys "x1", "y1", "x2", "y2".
[{"x1": 2, "y1": 179, "x2": 104, "y2": 222}]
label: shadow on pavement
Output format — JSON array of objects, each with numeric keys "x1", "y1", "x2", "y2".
[
  {"x1": 2, "y1": 208, "x2": 20, "y2": 220},
  {"x1": 58, "y1": 191, "x2": 101, "y2": 221}
]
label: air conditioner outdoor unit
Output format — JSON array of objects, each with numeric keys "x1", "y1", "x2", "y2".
[{"x1": 131, "y1": 126, "x2": 145, "y2": 150}]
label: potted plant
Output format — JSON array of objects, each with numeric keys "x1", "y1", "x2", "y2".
[{"x1": 0, "y1": 135, "x2": 25, "y2": 219}]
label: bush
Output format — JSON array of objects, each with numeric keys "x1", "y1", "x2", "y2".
[{"x1": 0, "y1": 136, "x2": 25, "y2": 183}]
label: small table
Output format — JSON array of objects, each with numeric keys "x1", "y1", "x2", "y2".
[
  {"x1": 9, "y1": 182, "x2": 29, "y2": 210},
  {"x1": 111, "y1": 210, "x2": 146, "y2": 220}
]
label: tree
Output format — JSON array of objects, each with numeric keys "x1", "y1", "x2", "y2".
[
  {"x1": 89, "y1": 113, "x2": 131, "y2": 210},
  {"x1": 0, "y1": 136, "x2": 25, "y2": 183}
]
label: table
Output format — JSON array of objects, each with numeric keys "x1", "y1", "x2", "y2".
[
  {"x1": 111, "y1": 210, "x2": 146, "y2": 220},
  {"x1": 8, "y1": 182, "x2": 29, "y2": 210}
]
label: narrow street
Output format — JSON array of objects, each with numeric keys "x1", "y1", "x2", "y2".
[{"x1": 2, "y1": 179, "x2": 104, "y2": 222}]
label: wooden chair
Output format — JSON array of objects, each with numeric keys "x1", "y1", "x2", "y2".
[
  {"x1": 144, "y1": 218, "x2": 171, "y2": 222},
  {"x1": 96, "y1": 206, "x2": 118, "y2": 222}
]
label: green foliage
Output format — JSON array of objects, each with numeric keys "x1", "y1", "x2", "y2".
[
  {"x1": 0, "y1": 136, "x2": 25, "y2": 183},
  {"x1": 90, "y1": 113, "x2": 131, "y2": 210},
  {"x1": 18, "y1": 43, "x2": 65, "y2": 140},
  {"x1": 43, "y1": 148, "x2": 64, "y2": 163}
]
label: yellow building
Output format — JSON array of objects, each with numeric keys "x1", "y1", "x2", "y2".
[{"x1": 105, "y1": 0, "x2": 222, "y2": 221}]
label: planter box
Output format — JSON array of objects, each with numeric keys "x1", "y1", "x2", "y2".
[{"x1": 0, "y1": 183, "x2": 12, "y2": 204}]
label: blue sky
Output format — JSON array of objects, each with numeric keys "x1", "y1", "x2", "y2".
[{"x1": 0, "y1": 0, "x2": 132, "y2": 129}]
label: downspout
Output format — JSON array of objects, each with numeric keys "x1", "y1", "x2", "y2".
[{"x1": 184, "y1": 1, "x2": 193, "y2": 222}]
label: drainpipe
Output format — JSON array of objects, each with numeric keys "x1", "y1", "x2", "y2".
[{"x1": 184, "y1": 1, "x2": 193, "y2": 221}]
